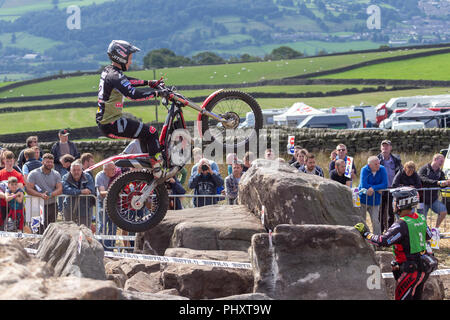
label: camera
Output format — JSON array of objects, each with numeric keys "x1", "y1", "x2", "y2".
[{"x1": 201, "y1": 164, "x2": 209, "y2": 171}]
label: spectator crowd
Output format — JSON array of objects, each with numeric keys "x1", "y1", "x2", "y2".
[{"x1": 1, "y1": 130, "x2": 449, "y2": 251}]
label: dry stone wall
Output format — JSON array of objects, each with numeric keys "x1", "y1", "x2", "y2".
[{"x1": 2, "y1": 128, "x2": 450, "y2": 159}]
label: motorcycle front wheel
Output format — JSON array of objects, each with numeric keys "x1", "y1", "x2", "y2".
[{"x1": 201, "y1": 90, "x2": 263, "y2": 151}]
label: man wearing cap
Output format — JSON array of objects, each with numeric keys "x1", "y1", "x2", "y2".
[
  {"x1": 50, "y1": 129, "x2": 80, "y2": 176},
  {"x1": 377, "y1": 140, "x2": 402, "y2": 232}
]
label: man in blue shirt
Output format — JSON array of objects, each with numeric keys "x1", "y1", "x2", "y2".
[{"x1": 358, "y1": 156, "x2": 388, "y2": 234}]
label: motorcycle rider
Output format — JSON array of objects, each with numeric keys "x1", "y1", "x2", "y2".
[
  {"x1": 354, "y1": 187, "x2": 438, "y2": 300},
  {"x1": 96, "y1": 40, "x2": 167, "y2": 177}
]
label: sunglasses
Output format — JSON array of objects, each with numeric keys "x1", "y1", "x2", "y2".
[{"x1": 337, "y1": 149, "x2": 346, "y2": 152}]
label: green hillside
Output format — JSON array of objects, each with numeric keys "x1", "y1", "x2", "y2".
[
  {"x1": 0, "y1": 0, "x2": 115, "y2": 21},
  {"x1": 318, "y1": 52, "x2": 450, "y2": 81},
  {"x1": 1, "y1": 0, "x2": 447, "y2": 78},
  {"x1": 0, "y1": 47, "x2": 444, "y2": 98}
]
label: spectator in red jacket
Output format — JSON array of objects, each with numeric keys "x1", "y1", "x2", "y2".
[{"x1": 0, "y1": 151, "x2": 25, "y2": 227}]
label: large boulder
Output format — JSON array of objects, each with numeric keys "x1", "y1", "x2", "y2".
[
  {"x1": 4, "y1": 277, "x2": 122, "y2": 300},
  {"x1": 251, "y1": 224, "x2": 389, "y2": 300},
  {"x1": 376, "y1": 251, "x2": 445, "y2": 300},
  {"x1": 36, "y1": 222, "x2": 106, "y2": 280},
  {"x1": 135, "y1": 205, "x2": 265, "y2": 255},
  {"x1": 0, "y1": 237, "x2": 121, "y2": 299},
  {"x1": 239, "y1": 160, "x2": 365, "y2": 230},
  {"x1": 160, "y1": 248, "x2": 254, "y2": 300}
]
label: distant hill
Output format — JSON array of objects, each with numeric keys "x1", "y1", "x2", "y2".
[{"x1": 0, "y1": 0, "x2": 449, "y2": 79}]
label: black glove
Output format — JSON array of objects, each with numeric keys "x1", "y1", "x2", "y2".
[{"x1": 156, "y1": 88, "x2": 170, "y2": 98}]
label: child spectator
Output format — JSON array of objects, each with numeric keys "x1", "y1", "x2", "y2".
[
  {"x1": 32, "y1": 146, "x2": 42, "y2": 162},
  {"x1": 0, "y1": 151, "x2": 25, "y2": 189},
  {"x1": 22, "y1": 148, "x2": 42, "y2": 181},
  {"x1": 0, "y1": 149, "x2": 23, "y2": 174},
  {"x1": 5, "y1": 176, "x2": 24, "y2": 231},
  {"x1": 17, "y1": 136, "x2": 41, "y2": 170}
]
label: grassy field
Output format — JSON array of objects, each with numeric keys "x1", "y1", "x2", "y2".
[
  {"x1": 196, "y1": 40, "x2": 385, "y2": 57},
  {"x1": 0, "y1": 105, "x2": 192, "y2": 134},
  {"x1": 318, "y1": 52, "x2": 450, "y2": 81},
  {"x1": 0, "y1": 84, "x2": 385, "y2": 109},
  {"x1": 0, "y1": 47, "x2": 445, "y2": 98},
  {"x1": 1, "y1": 87, "x2": 449, "y2": 134}
]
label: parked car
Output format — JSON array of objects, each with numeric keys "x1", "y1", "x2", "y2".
[{"x1": 297, "y1": 114, "x2": 352, "y2": 129}]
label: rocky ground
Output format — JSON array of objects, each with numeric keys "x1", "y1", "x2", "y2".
[{"x1": 4, "y1": 160, "x2": 447, "y2": 300}]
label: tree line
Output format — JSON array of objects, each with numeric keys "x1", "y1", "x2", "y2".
[{"x1": 142, "y1": 46, "x2": 307, "y2": 69}]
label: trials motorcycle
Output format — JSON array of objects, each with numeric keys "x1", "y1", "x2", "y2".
[{"x1": 87, "y1": 80, "x2": 263, "y2": 232}]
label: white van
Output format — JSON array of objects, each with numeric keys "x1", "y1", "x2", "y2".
[{"x1": 386, "y1": 95, "x2": 450, "y2": 110}]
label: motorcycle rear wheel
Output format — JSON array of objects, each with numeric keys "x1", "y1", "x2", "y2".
[{"x1": 105, "y1": 170, "x2": 169, "y2": 233}]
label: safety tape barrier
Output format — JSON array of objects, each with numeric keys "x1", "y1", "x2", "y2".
[
  {"x1": 0, "y1": 231, "x2": 42, "y2": 239},
  {"x1": 94, "y1": 235, "x2": 136, "y2": 241},
  {"x1": 23, "y1": 247, "x2": 251, "y2": 270},
  {"x1": 22, "y1": 246, "x2": 450, "y2": 276},
  {"x1": 103, "y1": 251, "x2": 253, "y2": 270},
  {"x1": 25, "y1": 248, "x2": 37, "y2": 255},
  {"x1": 0, "y1": 231, "x2": 135, "y2": 241}
]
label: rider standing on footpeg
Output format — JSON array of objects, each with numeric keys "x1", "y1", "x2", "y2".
[
  {"x1": 96, "y1": 40, "x2": 168, "y2": 177},
  {"x1": 354, "y1": 187, "x2": 438, "y2": 300}
]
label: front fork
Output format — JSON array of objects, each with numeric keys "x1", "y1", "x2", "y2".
[{"x1": 172, "y1": 95, "x2": 224, "y2": 122}]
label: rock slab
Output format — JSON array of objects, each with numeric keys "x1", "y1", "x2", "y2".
[
  {"x1": 135, "y1": 205, "x2": 265, "y2": 255},
  {"x1": 36, "y1": 222, "x2": 106, "y2": 280},
  {"x1": 251, "y1": 224, "x2": 389, "y2": 300},
  {"x1": 239, "y1": 159, "x2": 365, "y2": 230},
  {"x1": 161, "y1": 248, "x2": 254, "y2": 300}
]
